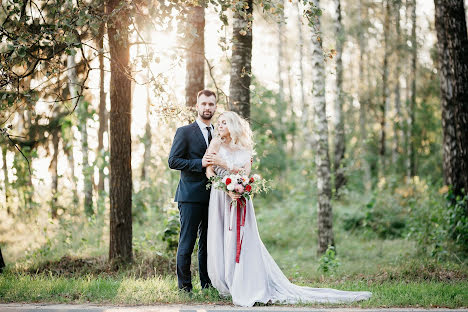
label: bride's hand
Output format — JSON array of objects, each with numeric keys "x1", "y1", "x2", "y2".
[
  {"x1": 227, "y1": 191, "x2": 241, "y2": 201},
  {"x1": 206, "y1": 169, "x2": 216, "y2": 179},
  {"x1": 205, "y1": 152, "x2": 224, "y2": 167}
]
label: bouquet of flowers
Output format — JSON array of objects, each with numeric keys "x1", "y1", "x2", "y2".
[
  {"x1": 207, "y1": 173, "x2": 268, "y2": 264},
  {"x1": 207, "y1": 173, "x2": 266, "y2": 199}
]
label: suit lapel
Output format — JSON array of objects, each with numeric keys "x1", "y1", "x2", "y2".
[{"x1": 191, "y1": 122, "x2": 208, "y2": 149}]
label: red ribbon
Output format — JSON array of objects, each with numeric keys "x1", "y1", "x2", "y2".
[{"x1": 234, "y1": 197, "x2": 247, "y2": 263}]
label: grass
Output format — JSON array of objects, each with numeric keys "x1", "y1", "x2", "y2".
[
  {"x1": 1, "y1": 179, "x2": 467, "y2": 307},
  {"x1": 0, "y1": 271, "x2": 466, "y2": 307}
]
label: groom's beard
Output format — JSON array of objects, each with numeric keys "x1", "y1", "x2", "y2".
[{"x1": 200, "y1": 111, "x2": 214, "y2": 120}]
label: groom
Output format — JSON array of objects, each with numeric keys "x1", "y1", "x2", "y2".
[{"x1": 168, "y1": 89, "x2": 217, "y2": 292}]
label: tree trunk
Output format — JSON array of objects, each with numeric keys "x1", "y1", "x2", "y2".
[
  {"x1": 333, "y1": 0, "x2": 346, "y2": 194},
  {"x1": 0, "y1": 247, "x2": 5, "y2": 273},
  {"x1": 310, "y1": 0, "x2": 334, "y2": 255},
  {"x1": 1, "y1": 145, "x2": 9, "y2": 215},
  {"x1": 107, "y1": 0, "x2": 133, "y2": 264},
  {"x1": 358, "y1": 0, "x2": 371, "y2": 191},
  {"x1": 296, "y1": 1, "x2": 306, "y2": 130},
  {"x1": 67, "y1": 54, "x2": 93, "y2": 216},
  {"x1": 408, "y1": 0, "x2": 417, "y2": 177},
  {"x1": 185, "y1": 4, "x2": 205, "y2": 107},
  {"x1": 63, "y1": 128, "x2": 79, "y2": 212},
  {"x1": 49, "y1": 128, "x2": 60, "y2": 218},
  {"x1": 141, "y1": 70, "x2": 152, "y2": 181},
  {"x1": 97, "y1": 22, "x2": 108, "y2": 196},
  {"x1": 380, "y1": 0, "x2": 391, "y2": 177},
  {"x1": 434, "y1": 0, "x2": 468, "y2": 201},
  {"x1": 229, "y1": 0, "x2": 253, "y2": 121},
  {"x1": 277, "y1": 1, "x2": 285, "y2": 103},
  {"x1": 393, "y1": 0, "x2": 402, "y2": 169},
  {"x1": 185, "y1": 6, "x2": 205, "y2": 107},
  {"x1": 287, "y1": 64, "x2": 296, "y2": 154}
]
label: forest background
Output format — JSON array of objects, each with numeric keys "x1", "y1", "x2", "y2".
[{"x1": 0, "y1": 0, "x2": 467, "y2": 306}]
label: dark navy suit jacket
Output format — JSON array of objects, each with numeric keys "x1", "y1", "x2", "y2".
[{"x1": 168, "y1": 122, "x2": 212, "y2": 203}]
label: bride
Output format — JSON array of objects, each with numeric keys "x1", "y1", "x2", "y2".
[{"x1": 204, "y1": 111, "x2": 372, "y2": 307}]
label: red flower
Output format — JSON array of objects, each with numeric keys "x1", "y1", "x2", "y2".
[
  {"x1": 225, "y1": 178, "x2": 232, "y2": 185},
  {"x1": 245, "y1": 185, "x2": 252, "y2": 192},
  {"x1": 249, "y1": 177, "x2": 254, "y2": 183}
]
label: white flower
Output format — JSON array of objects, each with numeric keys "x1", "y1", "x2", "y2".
[
  {"x1": 227, "y1": 183, "x2": 235, "y2": 191},
  {"x1": 253, "y1": 174, "x2": 261, "y2": 181},
  {"x1": 242, "y1": 175, "x2": 248, "y2": 185},
  {"x1": 222, "y1": 176, "x2": 228, "y2": 184}
]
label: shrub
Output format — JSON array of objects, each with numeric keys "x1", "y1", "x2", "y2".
[
  {"x1": 318, "y1": 246, "x2": 340, "y2": 275},
  {"x1": 342, "y1": 194, "x2": 406, "y2": 239}
]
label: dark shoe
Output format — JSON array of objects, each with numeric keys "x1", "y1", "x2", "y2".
[{"x1": 179, "y1": 286, "x2": 192, "y2": 293}]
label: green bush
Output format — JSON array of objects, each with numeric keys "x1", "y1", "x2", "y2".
[
  {"x1": 407, "y1": 185, "x2": 467, "y2": 259},
  {"x1": 318, "y1": 246, "x2": 340, "y2": 275},
  {"x1": 342, "y1": 194, "x2": 406, "y2": 239},
  {"x1": 159, "y1": 209, "x2": 180, "y2": 253},
  {"x1": 446, "y1": 188, "x2": 468, "y2": 253}
]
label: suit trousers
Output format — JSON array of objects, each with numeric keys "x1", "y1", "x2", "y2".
[{"x1": 176, "y1": 202, "x2": 212, "y2": 291}]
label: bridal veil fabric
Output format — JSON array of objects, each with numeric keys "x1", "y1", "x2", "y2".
[{"x1": 207, "y1": 146, "x2": 372, "y2": 307}]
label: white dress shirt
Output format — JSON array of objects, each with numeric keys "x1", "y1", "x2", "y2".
[{"x1": 196, "y1": 118, "x2": 214, "y2": 147}]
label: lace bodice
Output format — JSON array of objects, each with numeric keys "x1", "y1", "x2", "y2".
[{"x1": 213, "y1": 145, "x2": 251, "y2": 177}]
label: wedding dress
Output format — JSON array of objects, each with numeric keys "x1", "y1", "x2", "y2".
[{"x1": 207, "y1": 145, "x2": 372, "y2": 307}]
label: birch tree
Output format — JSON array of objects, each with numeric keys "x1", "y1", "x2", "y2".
[{"x1": 309, "y1": 0, "x2": 334, "y2": 254}]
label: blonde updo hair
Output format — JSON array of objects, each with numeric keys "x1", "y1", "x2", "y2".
[{"x1": 216, "y1": 111, "x2": 254, "y2": 152}]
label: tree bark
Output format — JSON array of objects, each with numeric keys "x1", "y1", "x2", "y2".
[
  {"x1": 229, "y1": 0, "x2": 253, "y2": 121},
  {"x1": 141, "y1": 70, "x2": 152, "y2": 181},
  {"x1": 97, "y1": 22, "x2": 108, "y2": 196},
  {"x1": 185, "y1": 4, "x2": 205, "y2": 107},
  {"x1": 107, "y1": 0, "x2": 133, "y2": 264},
  {"x1": 49, "y1": 126, "x2": 60, "y2": 218},
  {"x1": 62, "y1": 126, "x2": 79, "y2": 212},
  {"x1": 358, "y1": 0, "x2": 371, "y2": 191},
  {"x1": 333, "y1": 0, "x2": 346, "y2": 194},
  {"x1": 310, "y1": 0, "x2": 334, "y2": 255},
  {"x1": 380, "y1": 0, "x2": 391, "y2": 177},
  {"x1": 296, "y1": 1, "x2": 306, "y2": 131},
  {"x1": 1, "y1": 145, "x2": 9, "y2": 215},
  {"x1": 434, "y1": 0, "x2": 468, "y2": 201},
  {"x1": 0, "y1": 247, "x2": 5, "y2": 273},
  {"x1": 408, "y1": 0, "x2": 417, "y2": 177},
  {"x1": 393, "y1": 0, "x2": 403, "y2": 169},
  {"x1": 67, "y1": 54, "x2": 93, "y2": 216},
  {"x1": 277, "y1": 0, "x2": 285, "y2": 103}
]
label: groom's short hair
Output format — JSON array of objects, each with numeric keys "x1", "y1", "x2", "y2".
[{"x1": 197, "y1": 89, "x2": 216, "y2": 100}]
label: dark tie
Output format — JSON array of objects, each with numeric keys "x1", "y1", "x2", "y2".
[{"x1": 206, "y1": 126, "x2": 212, "y2": 145}]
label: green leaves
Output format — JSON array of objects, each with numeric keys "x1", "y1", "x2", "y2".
[{"x1": 318, "y1": 246, "x2": 340, "y2": 275}]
